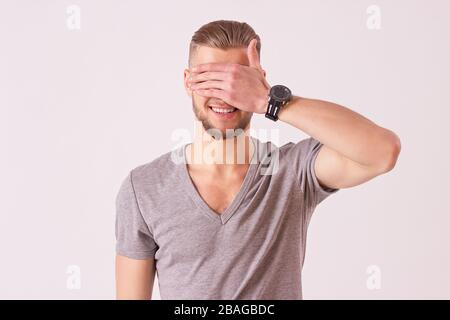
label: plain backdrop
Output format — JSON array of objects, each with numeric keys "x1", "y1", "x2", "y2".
[{"x1": 0, "y1": 0, "x2": 449, "y2": 299}]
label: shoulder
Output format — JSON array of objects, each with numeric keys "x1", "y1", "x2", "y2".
[
  {"x1": 129, "y1": 148, "x2": 183, "y2": 190},
  {"x1": 255, "y1": 137, "x2": 322, "y2": 178},
  {"x1": 279, "y1": 137, "x2": 321, "y2": 156},
  {"x1": 117, "y1": 147, "x2": 184, "y2": 201},
  {"x1": 276, "y1": 137, "x2": 324, "y2": 169},
  {"x1": 254, "y1": 136, "x2": 320, "y2": 165}
]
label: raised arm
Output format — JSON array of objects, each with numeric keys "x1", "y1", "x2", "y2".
[
  {"x1": 187, "y1": 39, "x2": 401, "y2": 189},
  {"x1": 278, "y1": 96, "x2": 401, "y2": 189}
]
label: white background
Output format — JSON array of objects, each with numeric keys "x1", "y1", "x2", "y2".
[{"x1": 0, "y1": 0, "x2": 449, "y2": 299}]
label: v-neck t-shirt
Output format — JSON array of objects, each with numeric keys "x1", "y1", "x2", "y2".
[{"x1": 115, "y1": 136, "x2": 339, "y2": 299}]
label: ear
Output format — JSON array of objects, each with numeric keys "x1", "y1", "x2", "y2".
[
  {"x1": 183, "y1": 68, "x2": 193, "y2": 97},
  {"x1": 262, "y1": 68, "x2": 267, "y2": 78},
  {"x1": 261, "y1": 68, "x2": 271, "y2": 89},
  {"x1": 247, "y1": 38, "x2": 262, "y2": 70}
]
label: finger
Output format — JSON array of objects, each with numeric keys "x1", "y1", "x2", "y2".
[
  {"x1": 189, "y1": 71, "x2": 229, "y2": 83},
  {"x1": 191, "y1": 63, "x2": 237, "y2": 73},
  {"x1": 247, "y1": 38, "x2": 262, "y2": 70},
  {"x1": 193, "y1": 88, "x2": 229, "y2": 102},
  {"x1": 191, "y1": 80, "x2": 228, "y2": 91}
]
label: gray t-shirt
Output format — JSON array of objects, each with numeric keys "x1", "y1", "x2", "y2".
[{"x1": 115, "y1": 136, "x2": 339, "y2": 299}]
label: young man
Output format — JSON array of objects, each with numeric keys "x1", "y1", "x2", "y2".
[{"x1": 115, "y1": 20, "x2": 401, "y2": 300}]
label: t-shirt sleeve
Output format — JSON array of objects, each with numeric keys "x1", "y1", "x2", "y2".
[
  {"x1": 283, "y1": 137, "x2": 339, "y2": 208},
  {"x1": 115, "y1": 172, "x2": 158, "y2": 259}
]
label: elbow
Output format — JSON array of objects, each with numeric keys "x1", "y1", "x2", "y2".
[{"x1": 376, "y1": 131, "x2": 402, "y2": 174}]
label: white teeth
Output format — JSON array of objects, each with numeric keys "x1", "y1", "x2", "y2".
[{"x1": 210, "y1": 107, "x2": 236, "y2": 113}]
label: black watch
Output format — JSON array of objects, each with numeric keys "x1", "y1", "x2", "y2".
[{"x1": 265, "y1": 85, "x2": 292, "y2": 121}]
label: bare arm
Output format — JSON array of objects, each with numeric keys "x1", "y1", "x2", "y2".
[
  {"x1": 278, "y1": 96, "x2": 401, "y2": 189},
  {"x1": 115, "y1": 255, "x2": 156, "y2": 300},
  {"x1": 186, "y1": 42, "x2": 401, "y2": 189}
]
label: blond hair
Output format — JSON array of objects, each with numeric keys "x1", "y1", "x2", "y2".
[{"x1": 189, "y1": 20, "x2": 261, "y2": 67}]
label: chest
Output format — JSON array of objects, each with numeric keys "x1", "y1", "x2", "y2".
[{"x1": 188, "y1": 169, "x2": 247, "y2": 215}]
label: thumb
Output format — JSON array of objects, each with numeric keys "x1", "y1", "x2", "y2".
[{"x1": 247, "y1": 38, "x2": 262, "y2": 70}]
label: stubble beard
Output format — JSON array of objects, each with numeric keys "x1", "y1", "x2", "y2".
[{"x1": 191, "y1": 97, "x2": 253, "y2": 140}]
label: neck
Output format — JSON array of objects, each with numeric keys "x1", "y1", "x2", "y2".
[{"x1": 186, "y1": 121, "x2": 254, "y2": 169}]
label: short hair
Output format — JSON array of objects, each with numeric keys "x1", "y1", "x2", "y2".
[{"x1": 189, "y1": 20, "x2": 261, "y2": 67}]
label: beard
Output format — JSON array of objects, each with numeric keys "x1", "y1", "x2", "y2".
[{"x1": 192, "y1": 96, "x2": 253, "y2": 140}]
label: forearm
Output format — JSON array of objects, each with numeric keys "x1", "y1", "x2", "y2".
[{"x1": 278, "y1": 95, "x2": 401, "y2": 168}]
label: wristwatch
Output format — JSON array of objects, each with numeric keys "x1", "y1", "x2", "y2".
[{"x1": 265, "y1": 85, "x2": 292, "y2": 121}]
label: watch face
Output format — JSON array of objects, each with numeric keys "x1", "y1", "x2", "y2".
[{"x1": 270, "y1": 85, "x2": 291, "y2": 101}]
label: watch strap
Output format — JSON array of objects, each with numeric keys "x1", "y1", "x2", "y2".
[{"x1": 265, "y1": 98, "x2": 284, "y2": 121}]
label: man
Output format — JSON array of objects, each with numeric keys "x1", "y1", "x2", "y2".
[{"x1": 115, "y1": 20, "x2": 401, "y2": 300}]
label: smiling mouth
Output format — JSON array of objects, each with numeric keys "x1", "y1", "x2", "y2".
[{"x1": 208, "y1": 106, "x2": 237, "y2": 114}]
